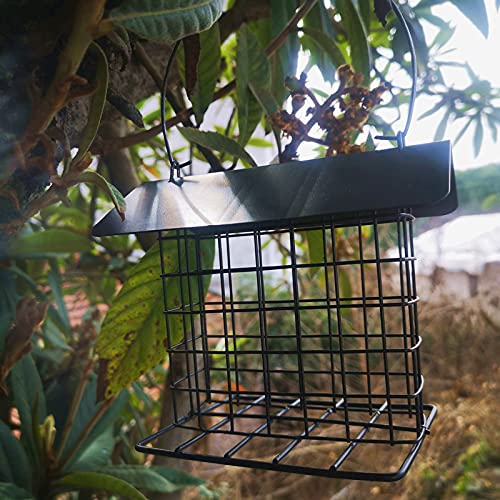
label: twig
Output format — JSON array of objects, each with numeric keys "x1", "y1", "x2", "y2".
[
  {"x1": 133, "y1": 41, "x2": 164, "y2": 90},
  {"x1": 105, "y1": 0, "x2": 318, "y2": 154},
  {"x1": 305, "y1": 81, "x2": 347, "y2": 133},
  {"x1": 303, "y1": 135, "x2": 327, "y2": 145}
]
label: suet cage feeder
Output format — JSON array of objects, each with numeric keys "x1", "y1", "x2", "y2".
[
  {"x1": 93, "y1": 141, "x2": 457, "y2": 481},
  {"x1": 93, "y1": 0, "x2": 457, "y2": 481}
]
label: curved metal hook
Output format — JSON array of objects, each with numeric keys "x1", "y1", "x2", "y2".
[
  {"x1": 161, "y1": 40, "x2": 190, "y2": 186},
  {"x1": 375, "y1": 0, "x2": 417, "y2": 150}
]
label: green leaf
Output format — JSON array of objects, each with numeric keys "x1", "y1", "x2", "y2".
[
  {"x1": 302, "y1": 12, "x2": 336, "y2": 83},
  {"x1": 0, "y1": 483, "x2": 33, "y2": 499},
  {"x1": 418, "y1": 0, "x2": 488, "y2": 37},
  {"x1": 358, "y1": 0, "x2": 372, "y2": 30},
  {"x1": 106, "y1": 0, "x2": 224, "y2": 43},
  {"x1": 249, "y1": 83, "x2": 279, "y2": 117},
  {"x1": 98, "y1": 466, "x2": 180, "y2": 494},
  {"x1": 339, "y1": 267, "x2": 352, "y2": 306},
  {"x1": 9, "y1": 229, "x2": 91, "y2": 259},
  {"x1": 53, "y1": 472, "x2": 146, "y2": 499},
  {"x1": 47, "y1": 260, "x2": 70, "y2": 332},
  {"x1": 419, "y1": 100, "x2": 446, "y2": 121},
  {"x1": 454, "y1": 117, "x2": 474, "y2": 145},
  {"x1": 96, "y1": 238, "x2": 214, "y2": 399},
  {"x1": 481, "y1": 193, "x2": 499, "y2": 210},
  {"x1": 434, "y1": 108, "x2": 451, "y2": 141},
  {"x1": 486, "y1": 114, "x2": 498, "y2": 143},
  {"x1": 70, "y1": 43, "x2": 108, "y2": 168},
  {"x1": 336, "y1": 0, "x2": 371, "y2": 82},
  {"x1": 302, "y1": 28, "x2": 346, "y2": 71},
  {"x1": 247, "y1": 137, "x2": 273, "y2": 148},
  {"x1": 0, "y1": 269, "x2": 17, "y2": 355},
  {"x1": 305, "y1": 229, "x2": 326, "y2": 285},
  {"x1": 0, "y1": 421, "x2": 31, "y2": 489},
  {"x1": 8, "y1": 355, "x2": 46, "y2": 476},
  {"x1": 236, "y1": 25, "x2": 271, "y2": 146},
  {"x1": 365, "y1": 132, "x2": 376, "y2": 151},
  {"x1": 191, "y1": 24, "x2": 221, "y2": 125},
  {"x1": 150, "y1": 466, "x2": 205, "y2": 488},
  {"x1": 270, "y1": 0, "x2": 300, "y2": 78},
  {"x1": 473, "y1": 117, "x2": 484, "y2": 157},
  {"x1": 70, "y1": 429, "x2": 115, "y2": 471},
  {"x1": 306, "y1": 230, "x2": 325, "y2": 267},
  {"x1": 391, "y1": 5, "x2": 429, "y2": 74},
  {"x1": 179, "y1": 128, "x2": 257, "y2": 167},
  {"x1": 42, "y1": 206, "x2": 91, "y2": 234},
  {"x1": 63, "y1": 386, "x2": 128, "y2": 469},
  {"x1": 450, "y1": 0, "x2": 489, "y2": 38},
  {"x1": 78, "y1": 171, "x2": 126, "y2": 221},
  {"x1": 432, "y1": 24, "x2": 455, "y2": 50}
]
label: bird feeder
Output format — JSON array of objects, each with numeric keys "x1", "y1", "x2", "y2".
[
  {"x1": 93, "y1": 140, "x2": 457, "y2": 480},
  {"x1": 92, "y1": 0, "x2": 457, "y2": 481}
]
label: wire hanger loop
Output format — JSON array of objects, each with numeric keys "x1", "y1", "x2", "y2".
[
  {"x1": 374, "y1": 0, "x2": 417, "y2": 150},
  {"x1": 161, "y1": 40, "x2": 190, "y2": 186}
]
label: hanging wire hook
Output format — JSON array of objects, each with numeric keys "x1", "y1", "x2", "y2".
[
  {"x1": 375, "y1": 0, "x2": 417, "y2": 150},
  {"x1": 161, "y1": 40, "x2": 190, "y2": 186}
]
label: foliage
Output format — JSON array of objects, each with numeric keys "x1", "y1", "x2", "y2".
[
  {"x1": 0, "y1": 0, "x2": 499, "y2": 498},
  {"x1": 0, "y1": 351, "x2": 205, "y2": 498},
  {"x1": 97, "y1": 237, "x2": 215, "y2": 399},
  {"x1": 105, "y1": 0, "x2": 224, "y2": 43},
  {"x1": 455, "y1": 163, "x2": 500, "y2": 212}
]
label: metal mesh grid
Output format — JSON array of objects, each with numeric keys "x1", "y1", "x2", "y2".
[{"x1": 136, "y1": 213, "x2": 436, "y2": 481}]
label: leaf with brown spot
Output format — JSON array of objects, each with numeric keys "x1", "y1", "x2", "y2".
[{"x1": 96, "y1": 236, "x2": 214, "y2": 399}]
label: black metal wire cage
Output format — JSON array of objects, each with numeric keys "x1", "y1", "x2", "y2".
[
  {"x1": 153, "y1": 216, "x2": 431, "y2": 481},
  {"x1": 89, "y1": 0, "x2": 462, "y2": 481},
  {"x1": 93, "y1": 142, "x2": 457, "y2": 481}
]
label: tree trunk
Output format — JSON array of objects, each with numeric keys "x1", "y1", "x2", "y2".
[
  {"x1": 101, "y1": 119, "x2": 156, "y2": 251},
  {"x1": 152, "y1": 359, "x2": 195, "y2": 500}
]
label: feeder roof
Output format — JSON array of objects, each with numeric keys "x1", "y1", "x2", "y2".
[{"x1": 92, "y1": 141, "x2": 456, "y2": 236}]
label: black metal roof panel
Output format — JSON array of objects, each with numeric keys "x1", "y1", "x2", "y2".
[{"x1": 92, "y1": 141, "x2": 456, "y2": 236}]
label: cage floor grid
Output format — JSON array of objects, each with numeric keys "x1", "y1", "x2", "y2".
[{"x1": 136, "y1": 396, "x2": 436, "y2": 482}]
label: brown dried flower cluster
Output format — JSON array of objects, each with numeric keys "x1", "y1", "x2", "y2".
[{"x1": 270, "y1": 65, "x2": 387, "y2": 161}]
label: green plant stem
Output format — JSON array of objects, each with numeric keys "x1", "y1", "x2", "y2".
[{"x1": 53, "y1": 359, "x2": 94, "y2": 466}]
